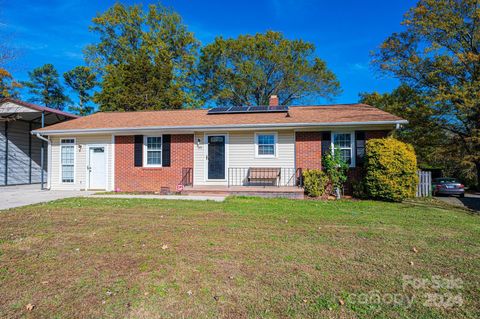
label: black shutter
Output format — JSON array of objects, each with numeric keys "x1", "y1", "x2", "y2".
[
  {"x1": 355, "y1": 131, "x2": 366, "y2": 166},
  {"x1": 162, "y1": 134, "x2": 171, "y2": 167},
  {"x1": 134, "y1": 135, "x2": 143, "y2": 167},
  {"x1": 321, "y1": 131, "x2": 331, "y2": 156}
]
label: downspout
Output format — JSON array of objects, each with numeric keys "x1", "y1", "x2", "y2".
[{"x1": 36, "y1": 132, "x2": 50, "y2": 190}]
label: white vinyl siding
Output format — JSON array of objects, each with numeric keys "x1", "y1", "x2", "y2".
[
  {"x1": 50, "y1": 135, "x2": 114, "y2": 191},
  {"x1": 193, "y1": 130, "x2": 295, "y2": 185}
]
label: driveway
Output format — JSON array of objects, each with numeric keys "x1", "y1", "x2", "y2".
[
  {"x1": 0, "y1": 184, "x2": 92, "y2": 210},
  {"x1": 435, "y1": 193, "x2": 480, "y2": 212}
]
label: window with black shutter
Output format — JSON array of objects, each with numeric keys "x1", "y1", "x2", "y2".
[
  {"x1": 321, "y1": 131, "x2": 331, "y2": 156},
  {"x1": 162, "y1": 134, "x2": 171, "y2": 167},
  {"x1": 355, "y1": 131, "x2": 366, "y2": 166},
  {"x1": 134, "y1": 135, "x2": 143, "y2": 167}
]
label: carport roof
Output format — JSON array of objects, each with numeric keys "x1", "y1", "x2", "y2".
[{"x1": 0, "y1": 98, "x2": 79, "y2": 125}]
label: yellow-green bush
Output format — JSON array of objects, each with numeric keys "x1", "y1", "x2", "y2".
[
  {"x1": 364, "y1": 138, "x2": 418, "y2": 202},
  {"x1": 303, "y1": 169, "x2": 328, "y2": 197}
]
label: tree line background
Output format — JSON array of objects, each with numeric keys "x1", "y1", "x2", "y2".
[{"x1": 0, "y1": 0, "x2": 479, "y2": 189}]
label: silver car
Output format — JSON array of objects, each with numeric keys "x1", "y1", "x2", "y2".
[{"x1": 432, "y1": 178, "x2": 465, "y2": 198}]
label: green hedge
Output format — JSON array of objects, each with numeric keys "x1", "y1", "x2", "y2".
[
  {"x1": 303, "y1": 169, "x2": 328, "y2": 197},
  {"x1": 363, "y1": 138, "x2": 418, "y2": 202}
]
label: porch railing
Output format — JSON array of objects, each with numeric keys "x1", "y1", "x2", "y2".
[
  {"x1": 228, "y1": 167, "x2": 303, "y2": 187},
  {"x1": 181, "y1": 168, "x2": 193, "y2": 186}
]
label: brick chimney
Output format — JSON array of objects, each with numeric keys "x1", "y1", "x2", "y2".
[{"x1": 269, "y1": 95, "x2": 279, "y2": 107}]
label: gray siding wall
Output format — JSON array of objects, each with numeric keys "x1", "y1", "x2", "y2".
[
  {"x1": 0, "y1": 122, "x2": 5, "y2": 185},
  {"x1": 0, "y1": 120, "x2": 46, "y2": 186}
]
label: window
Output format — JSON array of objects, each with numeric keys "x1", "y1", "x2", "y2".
[
  {"x1": 144, "y1": 136, "x2": 162, "y2": 166},
  {"x1": 256, "y1": 133, "x2": 276, "y2": 157},
  {"x1": 332, "y1": 132, "x2": 354, "y2": 166},
  {"x1": 60, "y1": 138, "x2": 75, "y2": 183}
]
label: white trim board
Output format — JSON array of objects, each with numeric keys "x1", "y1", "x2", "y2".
[{"x1": 33, "y1": 120, "x2": 408, "y2": 135}]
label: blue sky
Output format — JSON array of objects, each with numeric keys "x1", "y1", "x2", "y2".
[{"x1": 0, "y1": 0, "x2": 416, "y2": 108}]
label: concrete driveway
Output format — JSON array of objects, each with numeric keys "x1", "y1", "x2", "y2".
[
  {"x1": 436, "y1": 193, "x2": 480, "y2": 212},
  {"x1": 0, "y1": 184, "x2": 92, "y2": 210}
]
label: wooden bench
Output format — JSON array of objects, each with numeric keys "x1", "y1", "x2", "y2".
[{"x1": 247, "y1": 168, "x2": 281, "y2": 186}]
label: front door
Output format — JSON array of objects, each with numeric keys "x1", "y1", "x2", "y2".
[
  {"x1": 88, "y1": 146, "x2": 106, "y2": 189},
  {"x1": 207, "y1": 135, "x2": 225, "y2": 180}
]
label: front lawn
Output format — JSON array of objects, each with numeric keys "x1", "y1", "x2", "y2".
[{"x1": 0, "y1": 197, "x2": 478, "y2": 318}]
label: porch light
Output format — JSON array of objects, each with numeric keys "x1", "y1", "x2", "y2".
[{"x1": 197, "y1": 138, "x2": 201, "y2": 147}]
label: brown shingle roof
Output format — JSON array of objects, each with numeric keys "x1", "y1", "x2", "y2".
[{"x1": 35, "y1": 104, "x2": 405, "y2": 133}]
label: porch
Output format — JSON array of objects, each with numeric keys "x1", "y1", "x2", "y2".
[
  {"x1": 182, "y1": 185, "x2": 305, "y2": 199},
  {"x1": 181, "y1": 167, "x2": 304, "y2": 198}
]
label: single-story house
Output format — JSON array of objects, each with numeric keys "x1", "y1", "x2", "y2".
[
  {"x1": 32, "y1": 96, "x2": 407, "y2": 196},
  {"x1": 1, "y1": 98, "x2": 78, "y2": 187}
]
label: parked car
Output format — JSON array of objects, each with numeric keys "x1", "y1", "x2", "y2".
[{"x1": 432, "y1": 178, "x2": 465, "y2": 197}]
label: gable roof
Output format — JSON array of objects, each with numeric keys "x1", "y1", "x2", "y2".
[
  {"x1": 34, "y1": 104, "x2": 406, "y2": 134},
  {"x1": 0, "y1": 98, "x2": 79, "y2": 125}
]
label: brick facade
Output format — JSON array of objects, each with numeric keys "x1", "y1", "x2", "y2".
[
  {"x1": 295, "y1": 130, "x2": 390, "y2": 194},
  {"x1": 115, "y1": 134, "x2": 194, "y2": 192},
  {"x1": 365, "y1": 130, "x2": 390, "y2": 140},
  {"x1": 113, "y1": 130, "x2": 390, "y2": 194},
  {"x1": 295, "y1": 132, "x2": 322, "y2": 170}
]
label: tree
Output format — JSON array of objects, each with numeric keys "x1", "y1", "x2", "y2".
[
  {"x1": 85, "y1": 2, "x2": 199, "y2": 111},
  {"x1": 197, "y1": 31, "x2": 341, "y2": 106},
  {"x1": 22, "y1": 64, "x2": 71, "y2": 110},
  {"x1": 0, "y1": 22, "x2": 21, "y2": 99},
  {"x1": 0, "y1": 68, "x2": 21, "y2": 98},
  {"x1": 373, "y1": 0, "x2": 480, "y2": 188},
  {"x1": 64, "y1": 66, "x2": 96, "y2": 115},
  {"x1": 360, "y1": 85, "x2": 447, "y2": 168}
]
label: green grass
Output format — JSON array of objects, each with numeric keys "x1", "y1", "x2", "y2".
[{"x1": 0, "y1": 197, "x2": 478, "y2": 318}]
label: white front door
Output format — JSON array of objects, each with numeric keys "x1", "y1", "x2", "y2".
[{"x1": 87, "y1": 146, "x2": 106, "y2": 190}]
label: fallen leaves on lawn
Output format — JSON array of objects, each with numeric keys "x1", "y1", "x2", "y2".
[
  {"x1": 162, "y1": 244, "x2": 168, "y2": 250},
  {"x1": 338, "y1": 299, "x2": 345, "y2": 306},
  {"x1": 26, "y1": 304, "x2": 35, "y2": 311},
  {"x1": 412, "y1": 246, "x2": 418, "y2": 253}
]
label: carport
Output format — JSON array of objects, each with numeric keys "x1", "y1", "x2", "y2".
[{"x1": 0, "y1": 98, "x2": 78, "y2": 188}]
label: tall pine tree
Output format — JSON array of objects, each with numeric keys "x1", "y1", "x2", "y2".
[
  {"x1": 64, "y1": 66, "x2": 96, "y2": 115},
  {"x1": 22, "y1": 64, "x2": 70, "y2": 110}
]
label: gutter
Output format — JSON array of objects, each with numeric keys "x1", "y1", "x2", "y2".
[
  {"x1": 35, "y1": 132, "x2": 50, "y2": 143},
  {"x1": 32, "y1": 120, "x2": 408, "y2": 135}
]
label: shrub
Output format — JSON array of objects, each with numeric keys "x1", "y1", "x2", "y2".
[
  {"x1": 363, "y1": 138, "x2": 418, "y2": 202},
  {"x1": 322, "y1": 149, "x2": 349, "y2": 198},
  {"x1": 303, "y1": 169, "x2": 328, "y2": 197}
]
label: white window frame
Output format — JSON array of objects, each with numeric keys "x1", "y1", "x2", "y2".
[
  {"x1": 255, "y1": 132, "x2": 278, "y2": 158},
  {"x1": 59, "y1": 138, "x2": 76, "y2": 183},
  {"x1": 331, "y1": 132, "x2": 355, "y2": 167},
  {"x1": 143, "y1": 135, "x2": 163, "y2": 167}
]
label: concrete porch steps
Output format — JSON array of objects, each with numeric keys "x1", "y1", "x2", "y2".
[{"x1": 182, "y1": 185, "x2": 305, "y2": 199}]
